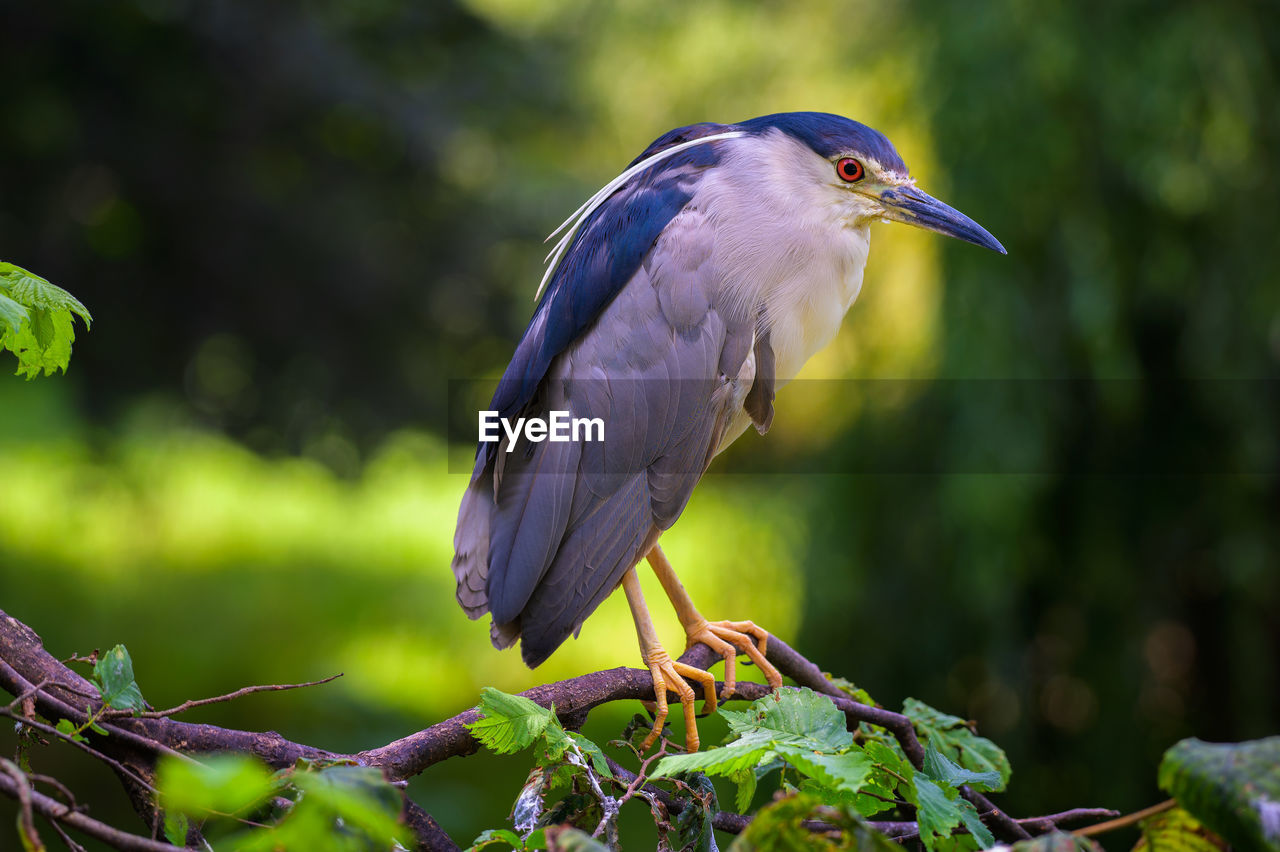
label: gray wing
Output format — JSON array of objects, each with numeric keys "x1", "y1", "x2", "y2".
[{"x1": 451, "y1": 205, "x2": 766, "y2": 668}]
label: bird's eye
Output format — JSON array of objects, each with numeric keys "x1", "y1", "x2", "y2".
[{"x1": 836, "y1": 158, "x2": 865, "y2": 182}]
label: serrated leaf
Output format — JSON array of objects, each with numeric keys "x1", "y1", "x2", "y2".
[
  {"x1": 92, "y1": 644, "x2": 147, "y2": 712},
  {"x1": 923, "y1": 740, "x2": 1002, "y2": 793},
  {"x1": 1159, "y1": 737, "x2": 1280, "y2": 852},
  {"x1": 539, "y1": 711, "x2": 571, "y2": 763},
  {"x1": 0, "y1": 262, "x2": 91, "y2": 379},
  {"x1": 905, "y1": 698, "x2": 1010, "y2": 791},
  {"x1": 468, "y1": 688, "x2": 554, "y2": 755},
  {"x1": 736, "y1": 689, "x2": 854, "y2": 752},
  {"x1": 915, "y1": 776, "x2": 965, "y2": 850},
  {"x1": 956, "y1": 797, "x2": 996, "y2": 848},
  {"x1": 0, "y1": 264, "x2": 93, "y2": 324},
  {"x1": 654, "y1": 741, "x2": 778, "y2": 779},
  {"x1": 731, "y1": 767, "x2": 758, "y2": 813},
  {"x1": 1135, "y1": 806, "x2": 1229, "y2": 852},
  {"x1": 780, "y1": 747, "x2": 874, "y2": 793}
]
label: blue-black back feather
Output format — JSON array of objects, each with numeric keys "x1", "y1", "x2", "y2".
[{"x1": 483, "y1": 122, "x2": 734, "y2": 449}]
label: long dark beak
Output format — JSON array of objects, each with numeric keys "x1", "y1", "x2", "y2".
[{"x1": 877, "y1": 185, "x2": 1007, "y2": 255}]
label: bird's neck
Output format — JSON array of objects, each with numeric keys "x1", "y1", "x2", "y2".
[{"x1": 696, "y1": 133, "x2": 872, "y2": 385}]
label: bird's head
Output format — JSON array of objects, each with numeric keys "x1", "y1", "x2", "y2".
[{"x1": 739, "y1": 112, "x2": 1007, "y2": 255}]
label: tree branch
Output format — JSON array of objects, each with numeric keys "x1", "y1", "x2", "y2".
[
  {"x1": 0, "y1": 767, "x2": 177, "y2": 852},
  {"x1": 0, "y1": 608, "x2": 1117, "y2": 850}
]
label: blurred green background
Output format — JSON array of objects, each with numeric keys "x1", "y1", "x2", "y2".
[{"x1": 1, "y1": 0, "x2": 1277, "y2": 848}]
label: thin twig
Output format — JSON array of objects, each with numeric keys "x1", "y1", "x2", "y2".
[
  {"x1": 1018, "y1": 807, "x2": 1121, "y2": 834},
  {"x1": 29, "y1": 773, "x2": 80, "y2": 809},
  {"x1": 0, "y1": 708, "x2": 164, "y2": 796},
  {"x1": 604, "y1": 756, "x2": 751, "y2": 835},
  {"x1": 2, "y1": 759, "x2": 46, "y2": 851},
  {"x1": 47, "y1": 816, "x2": 88, "y2": 852},
  {"x1": 1073, "y1": 798, "x2": 1176, "y2": 837},
  {"x1": 6, "y1": 677, "x2": 55, "y2": 714},
  {"x1": 101, "y1": 674, "x2": 343, "y2": 720},
  {"x1": 0, "y1": 769, "x2": 179, "y2": 852},
  {"x1": 615, "y1": 740, "x2": 667, "y2": 812}
]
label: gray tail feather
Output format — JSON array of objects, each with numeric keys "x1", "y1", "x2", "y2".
[
  {"x1": 454, "y1": 471, "x2": 529, "y2": 653},
  {"x1": 452, "y1": 477, "x2": 492, "y2": 621}
]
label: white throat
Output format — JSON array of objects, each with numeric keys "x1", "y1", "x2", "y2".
[{"x1": 691, "y1": 130, "x2": 872, "y2": 385}]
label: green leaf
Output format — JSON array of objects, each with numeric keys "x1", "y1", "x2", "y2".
[
  {"x1": 923, "y1": 740, "x2": 1002, "y2": 793},
  {"x1": 539, "y1": 711, "x2": 571, "y2": 763},
  {"x1": 567, "y1": 732, "x2": 612, "y2": 779},
  {"x1": 469, "y1": 828, "x2": 525, "y2": 850},
  {"x1": 546, "y1": 827, "x2": 611, "y2": 851},
  {"x1": 1159, "y1": 736, "x2": 1280, "y2": 852},
  {"x1": 92, "y1": 644, "x2": 147, "y2": 712},
  {"x1": 1136, "y1": 806, "x2": 1230, "y2": 852},
  {"x1": 658, "y1": 688, "x2": 855, "y2": 782},
  {"x1": 162, "y1": 810, "x2": 189, "y2": 847},
  {"x1": 864, "y1": 738, "x2": 913, "y2": 782},
  {"x1": 905, "y1": 698, "x2": 1011, "y2": 791},
  {"x1": 468, "y1": 688, "x2": 555, "y2": 755},
  {"x1": 289, "y1": 763, "x2": 407, "y2": 845},
  {"x1": 0, "y1": 291, "x2": 27, "y2": 332},
  {"x1": 158, "y1": 753, "x2": 277, "y2": 816},
  {"x1": 732, "y1": 688, "x2": 854, "y2": 752},
  {"x1": 654, "y1": 741, "x2": 778, "y2": 779},
  {"x1": 955, "y1": 797, "x2": 996, "y2": 849},
  {"x1": 54, "y1": 718, "x2": 87, "y2": 744},
  {"x1": 0, "y1": 263, "x2": 92, "y2": 323},
  {"x1": 915, "y1": 776, "x2": 965, "y2": 849},
  {"x1": 0, "y1": 262, "x2": 91, "y2": 379},
  {"x1": 780, "y1": 747, "x2": 874, "y2": 794},
  {"x1": 727, "y1": 791, "x2": 899, "y2": 851},
  {"x1": 731, "y1": 767, "x2": 758, "y2": 813},
  {"x1": 670, "y1": 771, "x2": 719, "y2": 852}
]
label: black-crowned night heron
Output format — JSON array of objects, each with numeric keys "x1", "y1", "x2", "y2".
[{"x1": 453, "y1": 112, "x2": 1005, "y2": 750}]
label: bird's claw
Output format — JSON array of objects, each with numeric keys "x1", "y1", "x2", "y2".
[
  {"x1": 639, "y1": 646, "x2": 717, "y2": 752},
  {"x1": 685, "y1": 618, "x2": 784, "y2": 700}
]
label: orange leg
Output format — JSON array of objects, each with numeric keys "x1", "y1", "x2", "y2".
[
  {"x1": 645, "y1": 544, "x2": 784, "y2": 700},
  {"x1": 620, "y1": 568, "x2": 716, "y2": 752}
]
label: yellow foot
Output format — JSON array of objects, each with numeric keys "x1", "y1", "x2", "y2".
[
  {"x1": 639, "y1": 645, "x2": 717, "y2": 752},
  {"x1": 684, "y1": 619, "x2": 784, "y2": 700}
]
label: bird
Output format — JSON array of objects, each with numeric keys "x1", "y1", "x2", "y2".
[{"x1": 452, "y1": 111, "x2": 1005, "y2": 750}]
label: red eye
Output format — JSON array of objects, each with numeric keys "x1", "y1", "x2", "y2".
[{"x1": 836, "y1": 158, "x2": 865, "y2": 182}]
